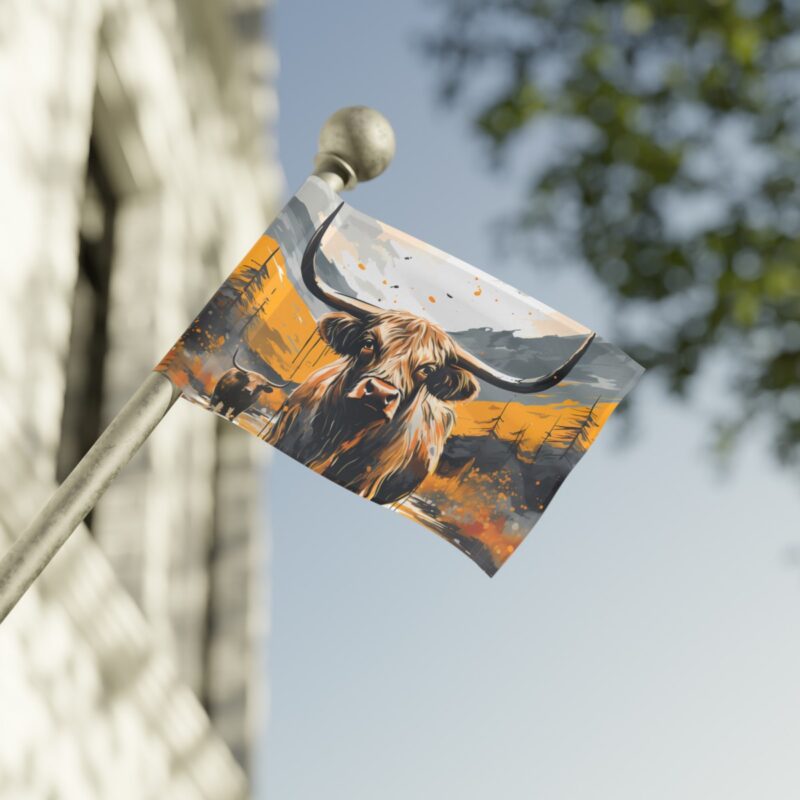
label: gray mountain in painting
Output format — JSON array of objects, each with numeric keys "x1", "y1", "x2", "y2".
[{"x1": 449, "y1": 328, "x2": 641, "y2": 406}]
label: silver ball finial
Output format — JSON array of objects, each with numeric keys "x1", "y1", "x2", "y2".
[{"x1": 315, "y1": 106, "x2": 396, "y2": 190}]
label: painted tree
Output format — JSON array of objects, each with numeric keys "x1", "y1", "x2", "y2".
[
  {"x1": 425, "y1": 0, "x2": 800, "y2": 463},
  {"x1": 178, "y1": 247, "x2": 281, "y2": 357},
  {"x1": 553, "y1": 399, "x2": 602, "y2": 463},
  {"x1": 227, "y1": 247, "x2": 280, "y2": 314}
]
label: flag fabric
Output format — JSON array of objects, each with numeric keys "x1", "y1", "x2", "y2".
[{"x1": 157, "y1": 178, "x2": 642, "y2": 575}]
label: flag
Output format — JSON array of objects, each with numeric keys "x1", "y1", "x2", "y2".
[{"x1": 157, "y1": 178, "x2": 643, "y2": 575}]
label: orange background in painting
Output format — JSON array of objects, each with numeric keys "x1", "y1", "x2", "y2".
[{"x1": 451, "y1": 398, "x2": 617, "y2": 454}]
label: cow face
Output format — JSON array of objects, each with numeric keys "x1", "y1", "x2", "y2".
[{"x1": 318, "y1": 310, "x2": 479, "y2": 421}]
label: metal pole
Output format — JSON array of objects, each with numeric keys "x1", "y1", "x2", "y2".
[{"x1": 0, "y1": 106, "x2": 396, "y2": 623}]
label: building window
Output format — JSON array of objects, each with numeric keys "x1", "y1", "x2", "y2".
[{"x1": 55, "y1": 139, "x2": 117, "y2": 510}]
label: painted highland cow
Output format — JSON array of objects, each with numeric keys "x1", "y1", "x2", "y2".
[{"x1": 265, "y1": 206, "x2": 595, "y2": 505}]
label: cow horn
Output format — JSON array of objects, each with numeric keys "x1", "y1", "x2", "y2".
[
  {"x1": 302, "y1": 204, "x2": 596, "y2": 393},
  {"x1": 301, "y1": 203, "x2": 379, "y2": 318},
  {"x1": 455, "y1": 332, "x2": 595, "y2": 394}
]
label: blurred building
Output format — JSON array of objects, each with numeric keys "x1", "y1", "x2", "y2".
[{"x1": 0, "y1": 0, "x2": 281, "y2": 797}]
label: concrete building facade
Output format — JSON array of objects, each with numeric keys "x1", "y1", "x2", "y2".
[{"x1": 0, "y1": 0, "x2": 281, "y2": 796}]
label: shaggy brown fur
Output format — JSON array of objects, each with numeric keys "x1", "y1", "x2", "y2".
[{"x1": 266, "y1": 310, "x2": 479, "y2": 505}]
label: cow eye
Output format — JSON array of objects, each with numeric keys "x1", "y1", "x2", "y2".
[
  {"x1": 359, "y1": 338, "x2": 376, "y2": 357},
  {"x1": 416, "y1": 364, "x2": 436, "y2": 380}
]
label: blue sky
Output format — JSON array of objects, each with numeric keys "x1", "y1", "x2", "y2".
[{"x1": 258, "y1": 2, "x2": 800, "y2": 798}]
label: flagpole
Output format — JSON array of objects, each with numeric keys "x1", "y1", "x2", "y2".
[{"x1": 0, "y1": 106, "x2": 396, "y2": 624}]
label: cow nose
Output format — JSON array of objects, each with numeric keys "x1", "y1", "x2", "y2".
[{"x1": 364, "y1": 378, "x2": 400, "y2": 407}]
